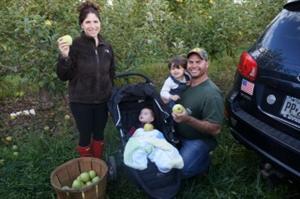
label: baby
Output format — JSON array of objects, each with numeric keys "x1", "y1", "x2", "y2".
[
  {"x1": 138, "y1": 107, "x2": 155, "y2": 127},
  {"x1": 160, "y1": 55, "x2": 190, "y2": 110},
  {"x1": 128, "y1": 107, "x2": 158, "y2": 136},
  {"x1": 124, "y1": 108, "x2": 183, "y2": 173}
]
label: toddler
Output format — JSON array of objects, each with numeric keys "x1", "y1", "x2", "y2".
[{"x1": 160, "y1": 55, "x2": 190, "y2": 109}]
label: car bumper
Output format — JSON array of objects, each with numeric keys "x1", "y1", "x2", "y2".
[{"x1": 226, "y1": 92, "x2": 300, "y2": 181}]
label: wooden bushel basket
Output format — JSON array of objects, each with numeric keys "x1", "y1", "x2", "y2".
[{"x1": 50, "y1": 157, "x2": 108, "y2": 199}]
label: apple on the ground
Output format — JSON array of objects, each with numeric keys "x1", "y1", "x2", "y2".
[{"x1": 5, "y1": 136, "x2": 12, "y2": 142}]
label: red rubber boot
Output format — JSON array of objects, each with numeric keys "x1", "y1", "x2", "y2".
[
  {"x1": 91, "y1": 139, "x2": 104, "y2": 158},
  {"x1": 76, "y1": 145, "x2": 92, "y2": 157}
]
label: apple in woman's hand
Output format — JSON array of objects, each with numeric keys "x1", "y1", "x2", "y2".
[{"x1": 57, "y1": 35, "x2": 73, "y2": 45}]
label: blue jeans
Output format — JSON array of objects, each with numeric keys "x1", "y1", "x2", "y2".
[{"x1": 180, "y1": 139, "x2": 211, "y2": 179}]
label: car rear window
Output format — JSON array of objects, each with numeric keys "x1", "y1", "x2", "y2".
[{"x1": 259, "y1": 10, "x2": 300, "y2": 65}]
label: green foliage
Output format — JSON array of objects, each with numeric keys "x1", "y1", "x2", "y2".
[
  {"x1": 102, "y1": 0, "x2": 173, "y2": 70},
  {"x1": 0, "y1": 0, "x2": 79, "y2": 95},
  {"x1": 0, "y1": 75, "x2": 28, "y2": 100},
  {"x1": 0, "y1": 0, "x2": 285, "y2": 95}
]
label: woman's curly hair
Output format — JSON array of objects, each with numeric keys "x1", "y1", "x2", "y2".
[{"x1": 77, "y1": 0, "x2": 101, "y2": 25}]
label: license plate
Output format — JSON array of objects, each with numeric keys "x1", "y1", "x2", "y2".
[{"x1": 280, "y1": 96, "x2": 300, "y2": 125}]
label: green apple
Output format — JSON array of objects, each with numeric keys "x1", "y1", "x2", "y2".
[
  {"x1": 12, "y1": 145, "x2": 18, "y2": 150},
  {"x1": 44, "y1": 126, "x2": 50, "y2": 131},
  {"x1": 44, "y1": 20, "x2": 52, "y2": 27},
  {"x1": 89, "y1": 170, "x2": 96, "y2": 179},
  {"x1": 64, "y1": 114, "x2": 70, "y2": 120},
  {"x1": 10, "y1": 113, "x2": 17, "y2": 120},
  {"x1": 79, "y1": 172, "x2": 90, "y2": 182},
  {"x1": 72, "y1": 179, "x2": 83, "y2": 189},
  {"x1": 5, "y1": 136, "x2": 12, "y2": 142},
  {"x1": 58, "y1": 35, "x2": 73, "y2": 45},
  {"x1": 13, "y1": 151, "x2": 19, "y2": 156},
  {"x1": 172, "y1": 104, "x2": 185, "y2": 114},
  {"x1": 85, "y1": 181, "x2": 92, "y2": 186},
  {"x1": 92, "y1": 176, "x2": 101, "y2": 183},
  {"x1": 144, "y1": 123, "x2": 154, "y2": 131}
]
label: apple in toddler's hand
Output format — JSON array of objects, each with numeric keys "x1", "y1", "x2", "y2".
[
  {"x1": 172, "y1": 104, "x2": 185, "y2": 114},
  {"x1": 144, "y1": 123, "x2": 154, "y2": 131},
  {"x1": 57, "y1": 35, "x2": 73, "y2": 45}
]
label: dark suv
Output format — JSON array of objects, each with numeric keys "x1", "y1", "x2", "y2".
[{"x1": 226, "y1": 0, "x2": 300, "y2": 182}]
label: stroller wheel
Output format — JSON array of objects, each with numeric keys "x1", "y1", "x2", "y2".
[{"x1": 108, "y1": 155, "x2": 117, "y2": 181}]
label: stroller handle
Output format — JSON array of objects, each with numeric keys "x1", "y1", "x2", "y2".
[{"x1": 114, "y1": 72, "x2": 152, "y2": 84}]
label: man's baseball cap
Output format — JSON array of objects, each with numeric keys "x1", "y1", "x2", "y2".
[{"x1": 187, "y1": 48, "x2": 208, "y2": 61}]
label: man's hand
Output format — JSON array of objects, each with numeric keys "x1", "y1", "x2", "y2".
[
  {"x1": 172, "y1": 108, "x2": 189, "y2": 123},
  {"x1": 172, "y1": 109, "x2": 221, "y2": 136}
]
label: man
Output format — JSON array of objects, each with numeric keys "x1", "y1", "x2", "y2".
[{"x1": 172, "y1": 48, "x2": 224, "y2": 178}]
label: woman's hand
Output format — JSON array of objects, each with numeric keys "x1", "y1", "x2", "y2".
[{"x1": 57, "y1": 38, "x2": 70, "y2": 58}]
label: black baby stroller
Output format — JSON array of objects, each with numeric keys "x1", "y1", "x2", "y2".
[{"x1": 108, "y1": 72, "x2": 182, "y2": 199}]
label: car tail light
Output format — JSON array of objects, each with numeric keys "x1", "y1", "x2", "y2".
[{"x1": 238, "y1": 51, "x2": 257, "y2": 81}]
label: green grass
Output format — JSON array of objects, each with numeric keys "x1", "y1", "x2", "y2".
[
  {"x1": 0, "y1": 75, "x2": 38, "y2": 100},
  {"x1": 0, "y1": 120, "x2": 296, "y2": 199}
]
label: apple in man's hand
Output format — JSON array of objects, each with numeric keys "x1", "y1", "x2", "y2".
[{"x1": 172, "y1": 104, "x2": 185, "y2": 114}]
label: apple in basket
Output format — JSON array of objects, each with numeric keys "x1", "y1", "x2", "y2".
[
  {"x1": 70, "y1": 170, "x2": 102, "y2": 190},
  {"x1": 89, "y1": 170, "x2": 96, "y2": 179},
  {"x1": 92, "y1": 176, "x2": 101, "y2": 183},
  {"x1": 87, "y1": 181, "x2": 93, "y2": 186},
  {"x1": 79, "y1": 172, "x2": 90, "y2": 182},
  {"x1": 72, "y1": 179, "x2": 83, "y2": 189},
  {"x1": 172, "y1": 104, "x2": 185, "y2": 114}
]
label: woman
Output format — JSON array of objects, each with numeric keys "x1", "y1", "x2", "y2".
[{"x1": 56, "y1": 1, "x2": 115, "y2": 158}]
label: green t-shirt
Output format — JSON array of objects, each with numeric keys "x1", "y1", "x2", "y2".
[{"x1": 175, "y1": 79, "x2": 224, "y2": 149}]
